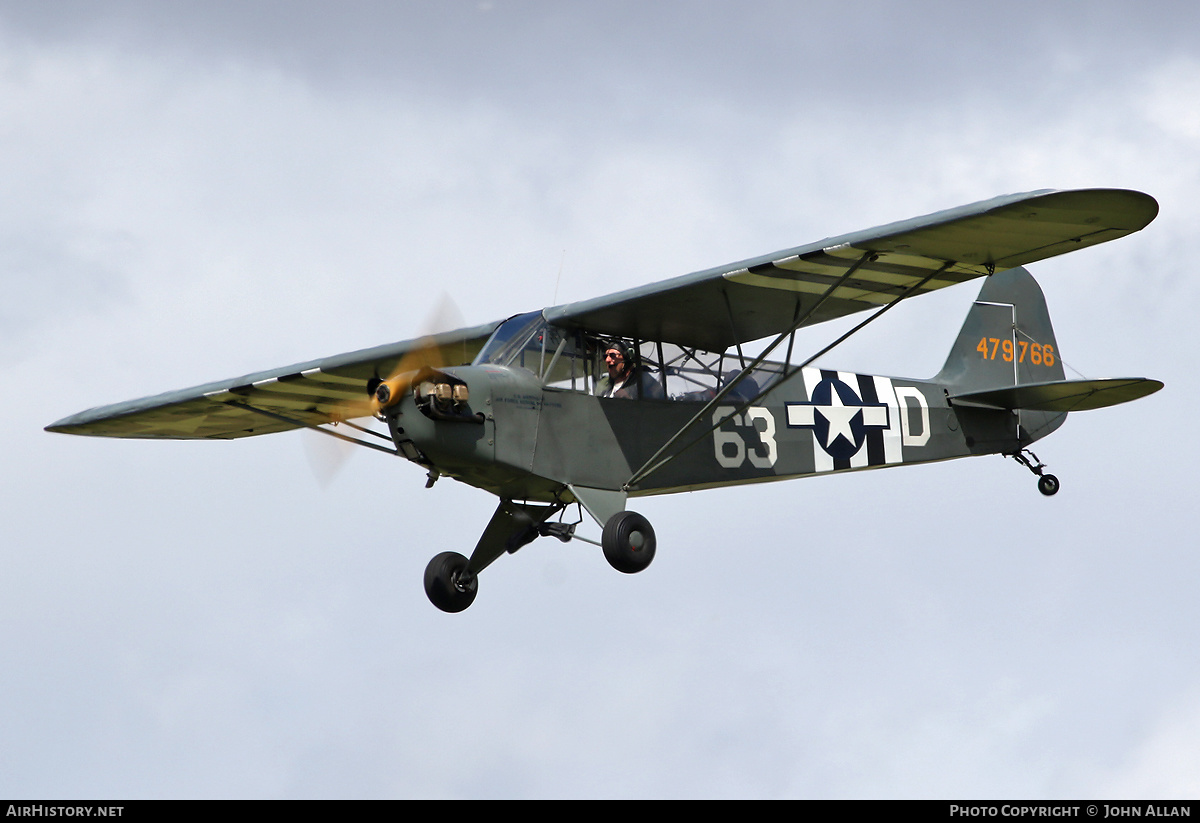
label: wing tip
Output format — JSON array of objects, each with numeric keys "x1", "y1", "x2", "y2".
[
  {"x1": 1039, "y1": 187, "x2": 1160, "y2": 231},
  {"x1": 45, "y1": 416, "x2": 86, "y2": 435}
]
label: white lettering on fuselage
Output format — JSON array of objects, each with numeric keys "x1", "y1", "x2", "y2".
[
  {"x1": 712, "y1": 406, "x2": 778, "y2": 469},
  {"x1": 894, "y1": 385, "x2": 930, "y2": 446}
]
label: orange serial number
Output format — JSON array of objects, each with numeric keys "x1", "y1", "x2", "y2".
[{"x1": 976, "y1": 337, "x2": 1056, "y2": 366}]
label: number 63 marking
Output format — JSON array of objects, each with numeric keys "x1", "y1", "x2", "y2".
[{"x1": 713, "y1": 406, "x2": 778, "y2": 469}]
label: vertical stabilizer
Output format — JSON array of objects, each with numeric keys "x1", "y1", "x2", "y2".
[
  {"x1": 937, "y1": 266, "x2": 1067, "y2": 447},
  {"x1": 937, "y1": 266, "x2": 1065, "y2": 391}
]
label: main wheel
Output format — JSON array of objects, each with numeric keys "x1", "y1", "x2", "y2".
[
  {"x1": 1038, "y1": 474, "x2": 1060, "y2": 496},
  {"x1": 424, "y1": 551, "x2": 478, "y2": 612},
  {"x1": 602, "y1": 511, "x2": 656, "y2": 574}
]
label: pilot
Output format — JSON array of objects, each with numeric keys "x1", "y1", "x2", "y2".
[{"x1": 596, "y1": 341, "x2": 664, "y2": 400}]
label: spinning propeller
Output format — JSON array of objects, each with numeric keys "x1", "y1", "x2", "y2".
[{"x1": 304, "y1": 295, "x2": 463, "y2": 486}]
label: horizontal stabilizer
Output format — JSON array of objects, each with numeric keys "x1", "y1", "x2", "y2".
[{"x1": 950, "y1": 378, "x2": 1163, "y2": 412}]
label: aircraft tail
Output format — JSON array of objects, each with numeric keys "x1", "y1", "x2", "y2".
[
  {"x1": 936, "y1": 266, "x2": 1067, "y2": 447},
  {"x1": 936, "y1": 267, "x2": 1163, "y2": 450},
  {"x1": 936, "y1": 266, "x2": 1065, "y2": 393}
]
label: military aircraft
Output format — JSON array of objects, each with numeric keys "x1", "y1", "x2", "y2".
[{"x1": 47, "y1": 188, "x2": 1163, "y2": 612}]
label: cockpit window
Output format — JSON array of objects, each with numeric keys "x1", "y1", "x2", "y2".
[
  {"x1": 472, "y1": 311, "x2": 545, "y2": 370},
  {"x1": 475, "y1": 315, "x2": 785, "y2": 400},
  {"x1": 657, "y1": 342, "x2": 784, "y2": 403},
  {"x1": 474, "y1": 313, "x2": 598, "y2": 392}
]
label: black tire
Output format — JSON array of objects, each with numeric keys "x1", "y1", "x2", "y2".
[
  {"x1": 1038, "y1": 474, "x2": 1060, "y2": 496},
  {"x1": 424, "y1": 551, "x2": 478, "y2": 613},
  {"x1": 602, "y1": 511, "x2": 656, "y2": 574}
]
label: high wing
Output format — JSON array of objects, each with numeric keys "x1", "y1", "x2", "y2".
[
  {"x1": 544, "y1": 188, "x2": 1158, "y2": 352},
  {"x1": 48, "y1": 188, "x2": 1157, "y2": 441},
  {"x1": 45, "y1": 322, "x2": 502, "y2": 439}
]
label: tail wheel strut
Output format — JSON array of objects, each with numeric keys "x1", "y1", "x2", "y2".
[{"x1": 1007, "y1": 448, "x2": 1060, "y2": 496}]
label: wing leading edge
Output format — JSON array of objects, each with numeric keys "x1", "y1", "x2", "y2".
[
  {"x1": 544, "y1": 188, "x2": 1158, "y2": 352},
  {"x1": 46, "y1": 321, "x2": 502, "y2": 439}
]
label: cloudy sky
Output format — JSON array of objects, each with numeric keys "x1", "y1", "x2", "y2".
[{"x1": 3, "y1": 1, "x2": 1198, "y2": 799}]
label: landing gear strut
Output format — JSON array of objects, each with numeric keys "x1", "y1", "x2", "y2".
[
  {"x1": 1008, "y1": 448, "x2": 1060, "y2": 496},
  {"x1": 422, "y1": 499, "x2": 567, "y2": 612},
  {"x1": 421, "y1": 501, "x2": 659, "y2": 612}
]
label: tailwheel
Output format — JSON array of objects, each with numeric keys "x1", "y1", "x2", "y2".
[
  {"x1": 424, "y1": 551, "x2": 478, "y2": 613},
  {"x1": 602, "y1": 511, "x2": 656, "y2": 574},
  {"x1": 1008, "y1": 448, "x2": 1060, "y2": 497}
]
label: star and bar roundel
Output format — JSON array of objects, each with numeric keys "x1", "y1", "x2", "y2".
[{"x1": 785, "y1": 368, "x2": 928, "y2": 472}]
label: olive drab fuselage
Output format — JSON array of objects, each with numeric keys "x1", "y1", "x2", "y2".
[
  {"x1": 389, "y1": 361, "x2": 1056, "y2": 505},
  {"x1": 386, "y1": 269, "x2": 1072, "y2": 508}
]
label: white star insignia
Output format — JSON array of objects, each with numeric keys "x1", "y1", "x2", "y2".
[{"x1": 818, "y1": 389, "x2": 859, "y2": 447}]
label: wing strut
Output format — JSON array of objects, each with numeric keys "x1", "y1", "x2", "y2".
[
  {"x1": 624, "y1": 250, "x2": 876, "y2": 489},
  {"x1": 721, "y1": 288, "x2": 747, "y2": 369},
  {"x1": 218, "y1": 401, "x2": 401, "y2": 457},
  {"x1": 624, "y1": 259, "x2": 953, "y2": 489}
]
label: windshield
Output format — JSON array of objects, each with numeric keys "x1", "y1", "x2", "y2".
[
  {"x1": 473, "y1": 312, "x2": 545, "y2": 369},
  {"x1": 473, "y1": 313, "x2": 596, "y2": 390}
]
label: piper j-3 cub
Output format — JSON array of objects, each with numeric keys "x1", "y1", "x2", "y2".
[{"x1": 48, "y1": 189, "x2": 1164, "y2": 612}]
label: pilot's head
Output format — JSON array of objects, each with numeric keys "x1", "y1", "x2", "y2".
[{"x1": 604, "y1": 342, "x2": 632, "y2": 380}]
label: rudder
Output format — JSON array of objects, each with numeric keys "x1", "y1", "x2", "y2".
[{"x1": 937, "y1": 267, "x2": 1067, "y2": 449}]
